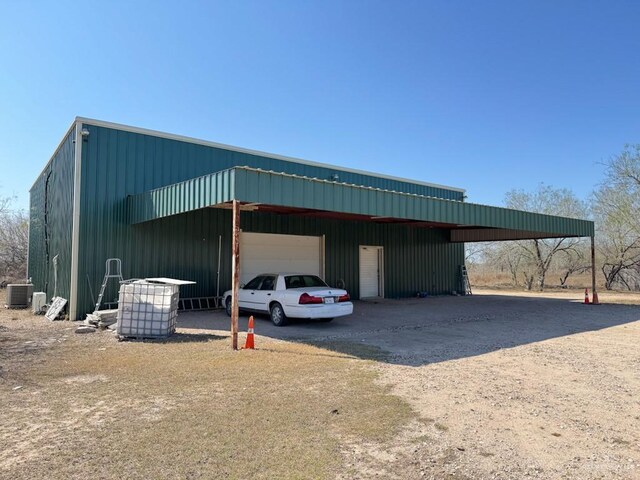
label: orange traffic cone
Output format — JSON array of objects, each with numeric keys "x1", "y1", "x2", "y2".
[
  {"x1": 584, "y1": 288, "x2": 590, "y2": 304},
  {"x1": 592, "y1": 291, "x2": 600, "y2": 305},
  {"x1": 244, "y1": 316, "x2": 255, "y2": 349}
]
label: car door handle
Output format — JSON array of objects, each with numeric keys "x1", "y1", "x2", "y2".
[
  {"x1": 251, "y1": 292, "x2": 255, "y2": 295},
  {"x1": 267, "y1": 293, "x2": 271, "y2": 296}
]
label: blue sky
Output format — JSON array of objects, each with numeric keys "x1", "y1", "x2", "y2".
[{"x1": 1, "y1": 0, "x2": 638, "y2": 211}]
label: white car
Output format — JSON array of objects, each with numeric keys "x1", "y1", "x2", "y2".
[{"x1": 223, "y1": 273, "x2": 353, "y2": 326}]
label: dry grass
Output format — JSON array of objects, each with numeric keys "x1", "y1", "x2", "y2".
[
  {"x1": 469, "y1": 269, "x2": 640, "y2": 305},
  {"x1": 4, "y1": 287, "x2": 640, "y2": 479},
  {"x1": 469, "y1": 269, "x2": 597, "y2": 290},
  {"x1": 472, "y1": 286, "x2": 640, "y2": 306},
  {"x1": 0, "y1": 291, "x2": 411, "y2": 480}
]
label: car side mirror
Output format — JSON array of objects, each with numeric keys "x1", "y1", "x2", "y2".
[{"x1": 240, "y1": 283, "x2": 245, "y2": 289}]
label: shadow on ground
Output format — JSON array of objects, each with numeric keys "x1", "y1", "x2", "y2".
[
  {"x1": 177, "y1": 294, "x2": 640, "y2": 366},
  {"x1": 119, "y1": 332, "x2": 227, "y2": 343}
]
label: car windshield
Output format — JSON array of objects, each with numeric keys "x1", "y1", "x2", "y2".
[{"x1": 284, "y1": 275, "x2": 328, "y2": 289}]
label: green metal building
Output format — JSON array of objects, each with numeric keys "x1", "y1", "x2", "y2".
[{"x1": 29, "y1": 118, "x2": 594, "y2": 320}]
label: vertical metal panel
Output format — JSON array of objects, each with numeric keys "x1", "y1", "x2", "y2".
[
  {"x1": 128, "y1": 167, "x2": 595, "y2": 238},
  {"x1": 127, "y1": 169, "x2": 235, "y2": 224},
  {"x1": 28, "y1": 129, "x2": 75, "y2": 302},
  {"x1": 76, "y1": 125, "x2": 258, "y2": 316},
  {"x1": 76, "y1": 124, "x2": 464, "y2": 200},
  {"x1": 75, "y1": 199, "x2": 464, "y2": 318},
  {"x1": 231, "y1": 170, "x2": 594, "y2": 237}
]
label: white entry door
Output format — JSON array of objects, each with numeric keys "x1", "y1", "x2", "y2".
[{"x1": 359, "y1": 246, "x2": 383, "y2": 298}]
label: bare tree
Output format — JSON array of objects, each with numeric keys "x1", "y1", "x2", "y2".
[
  {"x1": 556, "y1": 245, "x2": 590, "y2": 288},
  {"x1": 465, "y1": 242, "x2": 489, "y2": 265},
  {"x1": 484, "y1": 242, "x2": 523, "y2": 286},
  {"x1": 0, "y1": 195, "x2": 28, "y2": 283},
  {"x1": 604, "y1": 144, "x2": 640, "y2": 188},
  {"x1": 504, "y1": 185, "x2": 588, "y2": 291},
  {"x1": 593, "y1": 145, "x2": 640, "y2": 290}
]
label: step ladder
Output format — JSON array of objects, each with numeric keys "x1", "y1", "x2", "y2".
[
  {"x1": 94, "y1": 258, "x2": 124, "y2": 313},
  {"x1": 459, "y1": 265, "x2": 472, "y2": 295}
]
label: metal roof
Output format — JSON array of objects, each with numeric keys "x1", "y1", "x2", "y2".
[{"x1": 127, "y1": 166, "x2": 594, "y2": 241}]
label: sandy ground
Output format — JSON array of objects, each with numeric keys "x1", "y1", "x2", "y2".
[
  {"x1": 2, "y1": 287, "x2": 640, "y2": 479},
  {"x1": 178, "y1": 288, "x2": 640, "y2": 479},
  {"x1": 353, "y1": 290, "x2": 640, "y2": 480}
]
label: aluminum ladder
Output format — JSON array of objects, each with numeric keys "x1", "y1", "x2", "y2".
[
  {"x1": 459, "y1": 265, "x2": 472, "y2": 295},
  {"x1": 94, "y1": 258, "x2": 124, "y2": 312}
]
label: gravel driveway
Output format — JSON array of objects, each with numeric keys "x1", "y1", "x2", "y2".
[
  {"x1": 182, "y1": 290, "x2": 640, "y2": 479},
  {"x1": 180, "y1": 291, "x2": 638, "y2": 366}
]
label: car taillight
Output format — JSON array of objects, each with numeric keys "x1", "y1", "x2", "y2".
[
  {"x1": 299, "y1": 293, "x2": 323, "y2": 304},
  {"x1": 338, "y1": 294, "x2": 350, "y2": 302}
]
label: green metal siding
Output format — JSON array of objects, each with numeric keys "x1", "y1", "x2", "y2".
[
  {"x1": 28, "y1": 129, "x2": 75, "y2": 302},
  {"x1": 35, "y1": 120, "x2": 593, "y2": 320},
  {"x1": 81, "y1": 123, "x2": 464, "y2": 200},
  {"x1": 74, "y1": 207, "x2": 462, "y2": 317},
  {"x1": 240, "y1": 211, "x2": 464, "y2": 299},
  {"x1": 128, "y1": 169, "x2": 236, "y2": 224},
  {"x1": 129, "y1": 167, "x2": 594, "y2": 238},
  {"x1": 237, "y1": 169, "x2": 594, "y2": 236},
  {"x1": 74, "y1": 124, "x2": 460, "y2": 318}
]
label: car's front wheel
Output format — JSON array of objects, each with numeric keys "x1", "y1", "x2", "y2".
[
  {"x1": 270, "y1": 302, "x2": 288, "y2": 327},
  {"x1": 225, "y1": 297, "x2": 232, "y2": 317}
]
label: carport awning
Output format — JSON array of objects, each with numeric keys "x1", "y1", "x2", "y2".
[{"x1": 127, "y1": 166, "x2": 594, "y2": 241}]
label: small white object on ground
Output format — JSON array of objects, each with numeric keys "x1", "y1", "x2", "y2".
[{"x1": 75, "y1": 326, "x2": 96, "y2": 334}]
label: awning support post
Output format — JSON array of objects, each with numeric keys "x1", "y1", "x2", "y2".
[
  {"x1": 591, "y1": 235, "x2": 597, "y2": 300},
  {"x1": 231, "y1": 200, "x2": 240, "y2": 350}
]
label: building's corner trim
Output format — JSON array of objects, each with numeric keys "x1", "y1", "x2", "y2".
[
  {"x1": 69, "y1": 120, "x2": 83, "y2": 320},
  {"x1": 26, "y1": 202, "x2": 31, "y2": 283}
]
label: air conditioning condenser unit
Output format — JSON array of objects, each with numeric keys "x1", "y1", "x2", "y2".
[{"x1": 6, "y1": 284, "x2": 33, "y2": 308}]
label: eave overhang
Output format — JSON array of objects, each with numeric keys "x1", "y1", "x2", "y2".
[{"x1": 127, "y1": 167, "x2": 594, "y2": 242}]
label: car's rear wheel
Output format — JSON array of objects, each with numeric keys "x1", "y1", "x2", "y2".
[
  {"x1": 225, "y1": 297, "x2": 232, "y2": 317},
  {"x1": 270, "y1": 302, "x2": 288, "y2": 326}
]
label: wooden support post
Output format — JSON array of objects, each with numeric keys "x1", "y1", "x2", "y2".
[
  {"x1": 591, "y1": 235, "x2": 597, "y2": 299},
  {"x1": 231, "y1": 200, "x2": 240, "y2": 350}
]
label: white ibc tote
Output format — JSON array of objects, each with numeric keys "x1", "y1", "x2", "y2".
[{"x1": 117, "y1": 278, "x2": 194, "y2": 339}]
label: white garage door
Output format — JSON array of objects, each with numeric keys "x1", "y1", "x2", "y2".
[{"x1": 240, "y1": 232, "x2": 323, "y2": 285}]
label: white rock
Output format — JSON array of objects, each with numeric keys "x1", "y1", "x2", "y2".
[{"x1": 75, "y1": 326, "x2": 96, "y2": 334}]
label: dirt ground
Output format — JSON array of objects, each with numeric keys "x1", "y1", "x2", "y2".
[
  {"x1": 1, "y1": 288, "x2": 639, "y2": 479},
  {"x1": 366, "y1": 289, "x2": 640, "y2": 480}
]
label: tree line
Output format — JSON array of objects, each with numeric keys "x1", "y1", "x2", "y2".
[
  {"x1": 468, "y1": 145, "x2": 640, "y2": 291},
  {"x1": 0, "y1": 195, "x2": 28, "y2": 285}
]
